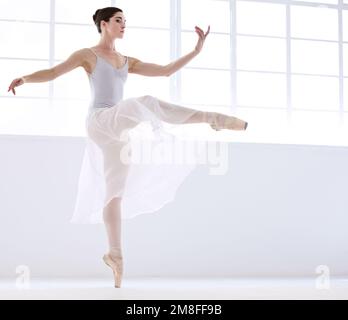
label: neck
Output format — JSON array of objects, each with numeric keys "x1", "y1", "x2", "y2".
[{"x1": 97, "y1": 36, "x2": 117, "y2": 52}]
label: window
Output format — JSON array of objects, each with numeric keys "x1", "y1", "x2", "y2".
[{"x1": 0, "y1": 0, "x2": 347, "y2": 146}]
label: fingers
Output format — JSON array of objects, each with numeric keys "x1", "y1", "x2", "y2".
[
  {"x1": 8, "y1": 79, "x2": 19, "y2": 95},
  {"x1": 195, "y1": 26, "x2": 204, "y2": 38},
  {"x1": 195, "y1": 26, "x2": 203, "y2": 34},
  {"x1": 8, "y1": 86, "x2": 15, "y2": 95},
  {"x1": 195, "y1": 26, "x2": 203, "y2": 32},
  {"x1": 205, "y1": 25, "x2": 210, "y2": 36},
  {"x1": 195, "y1": 25, "x2": 210, "y2": 38}
]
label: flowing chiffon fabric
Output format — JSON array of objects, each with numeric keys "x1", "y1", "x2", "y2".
[{"x1": 71, "y1": 95, "x2": 204, "y2": 223}]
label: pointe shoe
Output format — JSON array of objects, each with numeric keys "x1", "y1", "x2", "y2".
[
  {"x1": 209, "y1": 113, "x2": 248, "y2": 131},
  {"x1": 103, "y1": 254, "x2": 123, "y2": 288}
]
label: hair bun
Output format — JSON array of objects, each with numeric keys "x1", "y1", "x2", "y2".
[{"x1": 93, "y1": 9, "x2": 100, "y2": 23}]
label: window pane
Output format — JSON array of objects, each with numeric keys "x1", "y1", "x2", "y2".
[
  {"x1": 181, "y1": 32, "x2": 230, "y2": 69},
  {"x1": 116, "y1": 0, "x2": 170, "y2": 28},
  {"x1": 0, "y1": 21, "x2": 49, "y2": 59},
  {"x1": 291, "y1": 40, "x2": 339, "y2": 76},
  {"x1": 182, "y1": 0, "x2": 229, "y2": 33},
  {"x1": 291, "y1": 6, "x2": 338, "y2": 41},
  {"x1": 0, "y1": 98, "x2": 57, "y2": 135},
  {"x1": 55, "y1": 24, "x2": 99, "y2": 60},
  {"x1": 118, "y1": 29, "x2": 170, "y2": 64},
  {"x1": 181, "y1": 69, "x2": 230, "y2": 106},
  {"x1": 53, "y1": 67, "x2": 90, "y2": 99},
  {"x1": 1, "y1": 60, "x2": 50, "y2": 97},
  {"x1": 293, "y1": 0, "x2": 338, "y2": 4},
  {"x1": 0, "y1": 99, "x2": 90, "y2": 137},
  {"x1": 50, "y1": 100, "x2": 89, "y2": 137},
  {"x1": 236, "y1": 1, "x2": 286, "y2": 37},
  {"x1": 344, "y1": 10, "x2": 348, "y2": 42},
  {"x1": 343, "y1": 113, "x2": 348, "y2": 140},
  {"x1": 344, "y1": 79, "x2": 348, "y2": 111},
  {"x1": 237, "y1": 72, "x2": 287, "y2": 108},
  {"x1": 0, "y1": 0, "x2": 50, "y2": 21},
  {"x1": 237, "y1": 36, "x2": 286, "y2": 72},
  {"x1": 292, "y1": 75, "x2": 339, "y2": 110},
  {"x1": 233, "y1": 108, "x2": 289, "y2": 144},
  {"x1": 55, "y1": 0, "x2": 111, "y2": 24},
  {"x1": 290, "y1": 110, "x2": 341, "y2": 146},
  {"x1": 344, "y1": 44, "x2": 348, "y2": 76},
  {"x1": 125, "y1": 75, "x2": 170, "y2": 101}
]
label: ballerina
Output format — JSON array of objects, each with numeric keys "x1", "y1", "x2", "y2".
[{"x1": 8, "y1": 6, "x2": 248, "y2": 288}]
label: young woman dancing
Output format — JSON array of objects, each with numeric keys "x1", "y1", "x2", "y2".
[{"x1": 7, "y1": 7, "x2": 248, "y2": 288}]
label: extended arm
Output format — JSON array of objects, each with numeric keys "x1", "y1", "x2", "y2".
[
  {"x1": 7, "y1": 49, "x2": 86, "y2": 95},
  {"x1": 129, "y1": 49, "x2": 199, "y2": 77},
  {"x1": 129, "y1": 25, "x2": 210, "y2": 77}
]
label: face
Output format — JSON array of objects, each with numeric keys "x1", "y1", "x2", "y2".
[{"x1": 102, "y1": 12, "x2": 126, "y2": 39}]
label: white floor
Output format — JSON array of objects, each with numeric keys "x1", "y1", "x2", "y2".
[{"x1": 0, "y1": 277, "x2": 348, "y2": 300}]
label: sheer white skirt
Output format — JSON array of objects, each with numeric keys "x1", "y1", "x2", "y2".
[{"x1": 71, "y1": 95, "x2": 205, "y2": 223}]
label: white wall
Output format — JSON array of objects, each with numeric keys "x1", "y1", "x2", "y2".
[{"x1": 0, "y1": 134, "x2": 347, "y2": 279}]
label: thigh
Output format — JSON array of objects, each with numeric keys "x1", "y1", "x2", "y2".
[
  {"x1": 89, "y1": 107, "x2": 141, "y2": 145},
  {"x1": 87, "y1": 109, "x2": 114, "y2": 147}
]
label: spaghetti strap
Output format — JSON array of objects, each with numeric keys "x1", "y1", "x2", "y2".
[
  {"x1": 88, "y1": 47, "x2": 98, "y2": 57},
  {"x1": 88, "y1": 48, "x2": 127, "y2": 67}
]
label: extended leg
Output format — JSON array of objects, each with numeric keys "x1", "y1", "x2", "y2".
[{"x1": 139, "y1": 95, "x2": 247, "y2": 130}]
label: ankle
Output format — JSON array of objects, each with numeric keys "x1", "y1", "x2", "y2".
[{"x1": 109, "y1": 248, "x2": 123, "y2": 260}]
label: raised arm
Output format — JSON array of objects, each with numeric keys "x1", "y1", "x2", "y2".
[
  {"x1": 129, "y1": 50, "x2": 199, "y2": 77},
  {"x1": 7, "y1": 48, "x2": 86, "y2": 95},
  {"x1": 129, "y1": 25, "x2": 210, "y2": 77}
]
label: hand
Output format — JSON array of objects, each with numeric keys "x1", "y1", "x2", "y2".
[
  {"x1": 194, "y1": 25, "x2": 210, "y2": 54},
  {"x1": 8, "y1": 77, "x2": 25, "y2": 95}
]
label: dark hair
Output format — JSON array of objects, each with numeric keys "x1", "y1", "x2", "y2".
[{"x1": 93, "y1": 7, "x2": 123, "y2": 34}]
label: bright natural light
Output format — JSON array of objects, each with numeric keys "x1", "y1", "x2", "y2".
[{"x1": 0, "y1": 0, "x2": 347, "y2": 146}]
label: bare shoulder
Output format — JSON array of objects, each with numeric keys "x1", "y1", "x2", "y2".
[
  {"x1": 51, "y1": 48, "x2": 91, "y2": 79},
  {"x1": 60, "y1": 48, "x2": 93, "y2": 68},
  {"x1": 78, "y1": 48, "x2": 98, "y2": 74},
  {"x1": 66, "y1": 48, "x2": 91, "y2": 62},
  {"x1": 79, "y1": 48, "x2": 96, "y2": 63}
]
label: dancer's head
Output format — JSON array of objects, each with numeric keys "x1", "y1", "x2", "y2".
[{"x1": 93, "y1": 7, "x2": 126, "y2": 39}]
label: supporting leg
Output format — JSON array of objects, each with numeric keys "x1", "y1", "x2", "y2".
[
  {"x1": 102, "y1": 196, "x2": 124, "y2": 288},
  {"x1": 103, "y1": 197, "x2": 123, "y2": 258}
]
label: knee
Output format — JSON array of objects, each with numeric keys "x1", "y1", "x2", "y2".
[{"x1": 107, "y1": 196, "x2": 122, "y2": 208}]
